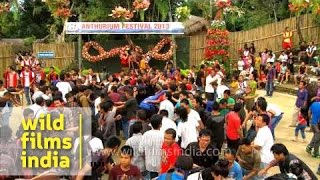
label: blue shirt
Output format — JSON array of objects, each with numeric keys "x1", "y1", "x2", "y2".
[
  {"x1": 310, "y1": 102, "x2": 320, "y2": 125},
  {"x1": 157, "y1": 172, "x2": 184, "y2": 180},
  {"x1": 228, "y1": 161, "x2": 243, "y2": 180}
]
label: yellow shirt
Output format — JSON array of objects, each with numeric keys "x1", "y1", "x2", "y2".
[
  {"x1": 140, "y1": 59, "x2": 147, "y2": 70},
  {"x1": 230, "y1": 81, "x2": 239, "y2": 95}
]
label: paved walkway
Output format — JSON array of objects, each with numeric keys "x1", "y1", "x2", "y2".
[{"x1": 256, "y1": 90, "x2": 319, "y2": 177}]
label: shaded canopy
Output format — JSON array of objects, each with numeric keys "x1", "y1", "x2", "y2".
[{"x1": 184, "y1": 15, "x2": 209, "y2": 36}]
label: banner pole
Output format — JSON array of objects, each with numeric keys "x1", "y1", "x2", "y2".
[{"x1": 78, "y1": 14, "x2": 82, "y2": 70}]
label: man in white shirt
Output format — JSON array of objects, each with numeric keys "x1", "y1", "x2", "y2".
[
  {"x1": 29, "y1": 96, "x2": 46, "y2": 118},
  {"x1": 139, "y1": 114, "x2": 163, "y2": 179},
  {"x1": 56, "y1": 74, "x2": 72, "y2": 102},
  {"x1": 216, "y1": 79, "x2": 229, "y2": 99},
  {"x1": 267, "y1": 103, "x2": 284, "y2": 140},
  {"x1": 159, "y1": 92, "x2": 174, "y2": 120},
  {"x1": 180, "y1": 98, "x2": 204, "y2": 130},
  {"x1": 20, "y1": 66, "x2": 35, "y2": 105},
  {"x1": 253, "y1": 114, "x2": 274, "y2": 178},
  {"x1": 213, "y1": 65, "x2": 225, "y2": 86},
  {"x1": 205, "y1": 71, "x2": 216, "y2": 101},
  {"x1": 159, "y1": 110, "x2": 177, "y2": 141}
]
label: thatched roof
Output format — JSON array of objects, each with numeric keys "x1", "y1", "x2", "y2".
[
  {"x1": 184, "y1": 15, "x2": 209, "y2": 36},
  {"x1": 0, "y1": 38, "x2": 24, "y2": 45}
]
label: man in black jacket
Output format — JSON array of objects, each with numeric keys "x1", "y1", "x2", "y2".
[{"x1": 184, "y1": 129, "x2": 219, "y2": 168}]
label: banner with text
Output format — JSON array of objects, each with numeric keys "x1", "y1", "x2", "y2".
[{"x1": 66, "y1": 22, "x2": 185, "y2": 34}]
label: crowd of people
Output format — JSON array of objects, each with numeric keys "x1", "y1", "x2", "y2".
[{"x1": 0, "y1": 41, "x2": 319, "y2": 180}]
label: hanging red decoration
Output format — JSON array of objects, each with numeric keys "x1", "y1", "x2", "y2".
[{"x1": 82, "y1": 38, "x2": 176, "y2": 63}]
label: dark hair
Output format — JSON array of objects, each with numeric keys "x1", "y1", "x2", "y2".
[
  {"x1": 200, "y1": 64, "x2": 205, "y2": 69},
  {"x1": 132, "y1": 121, "x2": 143, "y2": 134},
  {"x1": 199, "y1": 129, "x2": 212, "y2": 138},
  {"x1": 300, "y1": 107, "x2": 309, "y2": 120},
  {"x1": 175, "y1": 155, "x2": 193, "y2": 171},
  {"x1": 175, "y1": 107, "x2": 188, "y2": 122},
  {"x1": 111, "y1": 86, "x2": 117, "y2": 92},
  {"x1": 271, "y1": 143, "x2": 289, "y2": 156},
  {"x1": 180, "y1": 90, "x2": 188, "y2": 97},
  {"x1": 100, "y1": 100, "x2": 114, "y2": 112},
  {"x1": 233, "y1": 103, "x2": 242, "y2": 112},
  {"x1": 257, "y1": 99, "x2": 267, "y2": 111},
  {"x1": 212, "y1": 159, "x2": 229, "y2": 178},
  {"x1": 169, "y1": 84, "x2": 177, "y2": 92},
  {"x1": 224, "y1": 90, "x2": 231, "y2": 96},
  {"x1": 120, "y1": 145, "x2": 134, "y2": 157},
  {"x1": 201, "y1": 168, "x2": 214, "y2": 180},
  {"x1": 257, "y1": 97, "x2": 266, "y2": 103},
  {"x1": 159, "y1": 109, "x2": 169, "y2": 117},
  {"x1": 125, "y1": 88, "x2": 134, "y2": 97},
  {"x1": 180, "y1": 98, "x2": 189, "y2": 106},
  {"x1": 23, "y1": 108, "x2": 34, "y2": 118},
  {"x1": 165, "y1": 91, "x2": 172, "y2": 100},
  {"x1": 165, "y1": 128, "x2": 176, "y2": 139},
  {"x1": 195, "y1": 96, "x2": 203, "y2": 106},
  {"x1": 225, "y1": 148, "x2": 237, "y2": 157},
  {"x1": 136, "y1": 109, "x2": 147, "y2": 121},
  {"x1": 150, "y1": 114, "x2": 162, "y2": 129},
  {"x1": 219, "y1": 99, "x2": 227, "y2": 105},
  {"x1": 259, "y1": 114, "x2": 270, "y2": 125},
  {"x1": 105, "y1": 136, "x2": 121, "y2": 149},
  {"x1": 78, "y1": 85, "x2": 87, "y2": 93},
  {"x1": 52, "y1": 96, "x2": 64, "y2": 103},
  {"x1": 212, "y1": 101, "x2": 220, "y2": 111},
  {"x1": 300, "y1": 80, "x2": 306, "y2": 86},
  {"x1": 239, "y1": 138, "x2": 252, "y2": 146},
  {"x1": 59, "y1": 73, "x2": 65, "y2": 81},
  {"x1": 35, "y1": 97, "x2": 44, "y2": 106}
]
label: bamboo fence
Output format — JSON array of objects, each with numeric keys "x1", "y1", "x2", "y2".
[
  {"x1": 32, "y1": 42, "x2": 75, "y2": 70},
  {"x1": 0, "y1": 42, "x2": 14, "y2": 77},
  {"x1": 189, "y1": 14, "x2": 320, "y2": 66},
  {"x1": 188, "y1": 31, "x2": 207, "y2": 67}
]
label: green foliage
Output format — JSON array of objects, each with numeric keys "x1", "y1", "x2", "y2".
[
  {"x1": 155, "y1": 0, "x2": 169, "y2": 21},
  {"x1": 44, "y1": 66, "x2": 61, "y2": 75},
  {"x1": 23, "y1": 36, "x2": 36, "y2": 46}
]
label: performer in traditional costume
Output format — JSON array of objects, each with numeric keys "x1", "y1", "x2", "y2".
[{"x1": 282, "y1": 27, "x2": 293, "y2": 50}]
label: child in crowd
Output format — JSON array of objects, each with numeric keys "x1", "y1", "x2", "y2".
[
  {"x1": 109, "y1": 145, "x2": 142, "y2": 180},
  {"x1": 292, "y1": 107, "x2": 308, "y2": 143}
]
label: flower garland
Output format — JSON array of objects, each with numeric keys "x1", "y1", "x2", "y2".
[
  {"x1": 147, "y1": 38, "x2": 177, "y2": 61},
  {"x1": 82, "y1": 38, "x2": 176, "y2": 63}
]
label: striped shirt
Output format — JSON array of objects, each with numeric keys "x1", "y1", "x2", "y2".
[
  {"x1": 139, "y1": 129, "x2": 163, "y2": 172},
  {"x1": 126, "y1": 133, "x2": 146, "y2": 172}
]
